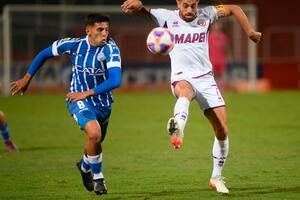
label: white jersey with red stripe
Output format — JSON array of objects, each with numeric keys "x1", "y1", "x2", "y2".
[{"x1": 150, "y1": 6, "x2": 218, "y2": 83}]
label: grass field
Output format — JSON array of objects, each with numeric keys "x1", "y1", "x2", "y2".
[{"x1": 0, "y1": 91, "x2": 300, "y2": 199}]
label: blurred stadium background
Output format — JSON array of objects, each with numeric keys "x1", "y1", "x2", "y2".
[{"x1": 0, "y1": 0, "x2": 299, "y2": 95}]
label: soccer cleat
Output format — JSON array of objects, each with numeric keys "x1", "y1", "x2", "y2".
[
  {"x1": 209, "y1": 176, "x2": 229, "y2": 194},
  {"x1": 167, "y1": 117, "x2": 183, "y2": 149},
  {"x1": 94, "y1": 178, "x2": 108, "y2": 195},
  {"x1": 4, "y1": 140, "x2": 18, "y2": 152},
  {"x1": 76, "y1": 159, "x2": 94, "y2": 192}
]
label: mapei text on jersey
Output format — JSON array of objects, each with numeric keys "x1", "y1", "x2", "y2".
[{"x1": 174, "y1": 32, "x2": 206, "y2": 44}]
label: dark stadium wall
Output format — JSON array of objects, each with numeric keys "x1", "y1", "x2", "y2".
[{"x1": 1, "y1": 0, "x2": 299, "y2": 89}]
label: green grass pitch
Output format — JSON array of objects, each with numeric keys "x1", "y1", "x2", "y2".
[{"x1": 0, "y1": 91, "x2": 300, "y2": 199}]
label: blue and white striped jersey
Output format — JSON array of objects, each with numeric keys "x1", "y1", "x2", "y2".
[{"x1": 51, "y1": 36, "x2": 121, "y2": 108}]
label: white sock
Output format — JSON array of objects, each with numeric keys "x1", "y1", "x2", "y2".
[
  {"x1": 88, "y1": 154, "x2": 104, "y2": 180},
  {"x1": 174, "y1": 97, "x2": 190, "y2": 134},
  {"x1": 212, "y1": 137, "x2": 229, "y2": 178}
]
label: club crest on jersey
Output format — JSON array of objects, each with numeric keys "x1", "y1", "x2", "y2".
[
  {"x1": 197, "y1": 18, "x2": 207, "y2": 27},
  {"x1": 97, "y1": 52, "x2": 106, "y2": 62}
]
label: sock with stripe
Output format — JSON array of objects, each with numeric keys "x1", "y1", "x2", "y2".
[
  {"x1": 88, "y1": 153, "x2": 104, "y2": 180},
  {"x1": 0, "y1": 123, "x2": 10, "y2": 142},
  {"x1": 174, "y1": 97, "x2": 190, "y2": 134},
  {"x1": 212, "y1": 136, "x2": 229, "y2": 178}
]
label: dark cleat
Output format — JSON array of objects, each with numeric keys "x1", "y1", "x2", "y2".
[
  {"x1": 76, "y1": 159, "x2": 94, "y2": 191},
  {"x1": 167, "y1": 117, "x2": 183, "y2": 148},
  {"x1": 94, "y1": 178, "x2": 108, "y2": 195}
]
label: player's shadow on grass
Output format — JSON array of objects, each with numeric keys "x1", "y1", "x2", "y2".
[
  {"x1": 112, "y1": 186, "x2": 300, "y2": 199},
  {"x1": 115, "y1": 188, "x2": 211, "y2": 199},
  {"x1": 230, "y1": 186, "x2": 300, "y2": 197},
  {"x1": 18, "y1": 145, "x2": 81, "y2": 151}
]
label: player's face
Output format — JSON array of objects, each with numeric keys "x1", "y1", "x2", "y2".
[
  {"x1": 176, "y1": 0, "x2": 199, "y2": 22},
  {"x1": 86, "y1": 22, "x2": 109, "y2": 46}
]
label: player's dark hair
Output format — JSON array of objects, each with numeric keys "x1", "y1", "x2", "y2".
[{"x1": 85, "y1": 13, "x2": 110, "y2": 26}]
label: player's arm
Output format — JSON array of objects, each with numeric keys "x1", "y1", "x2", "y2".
[
  {"x1": 216, "y1": 5, "x2": 262, "y2": 43},
  {"x1": 66, "y1": 67, "x2": 121, "y2": 102},
  {"x1": 121, "y1": 0, "x2": 150, "y2": 16},
  {"x1": 10, "y1": 46, "x2": 54, "y2": 95}
]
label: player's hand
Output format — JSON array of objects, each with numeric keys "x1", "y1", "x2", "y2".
[
  {"x1": 121, "y1": 0, "x2": 142, "y2": 13},
  {"x1": 10, "y1": 73, "x2": 32, "y2": 96},
  {"x1": 248, "y1": 31, "x2": 262, "y2": 43},
  {"x1": 66, "y1": 90, "x2": 94, "y2": 102}
]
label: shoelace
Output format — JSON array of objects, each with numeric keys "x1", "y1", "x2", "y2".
[{"x1": 215, "y1": 176, "x2": 227, "y2": 184}]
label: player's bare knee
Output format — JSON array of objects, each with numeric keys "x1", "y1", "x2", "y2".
[
  {"x1": 88, "y1": 130, "x2": 101, "y2": 143},
  {"x1": 174, "y1": 81, "x2": 195, "y2": 100}
]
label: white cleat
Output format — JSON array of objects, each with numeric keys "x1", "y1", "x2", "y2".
[
  {"x1": 209, "y1": 176, "x2": 229, "y2": 194},
  {"x1": 167, "y1": 117, "x2": 183, "y2": 149}
]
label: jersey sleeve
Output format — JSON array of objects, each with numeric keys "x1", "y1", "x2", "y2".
[
  {"x1": 202, "y1": 6, "x2": 218, "y2": 24},
  {"x1": 150, "y1": 8, "x2": 172, "y2": 27},
  {"x1": 51, "y1": 38, "x2": 78, "y2": 56},
  {"x1": 103, "y1": 43, "x2": 122, "y2": 69}
]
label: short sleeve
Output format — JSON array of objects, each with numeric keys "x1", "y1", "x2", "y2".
[
  {"x1": 150, "y1": 8, "x2": 172, "y2": 27},
  {"x1": 51, "y1": 38, "x2": 78, "y2": 56},
  {"x1": 104, "y1": 43, "x2": 121, "y2": 69},
  {"x1": 202, "y1": 6, "x2": 218, "y2": 24}
]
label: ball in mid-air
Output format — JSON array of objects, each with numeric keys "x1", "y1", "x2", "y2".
[{"x1": 146, "y1": 27, "x2": 174, "y2": 55}]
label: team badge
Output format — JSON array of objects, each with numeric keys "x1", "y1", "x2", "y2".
[
  {"x1": 197, "y1": 18, "x2": 206, "y2": 27},
  {"x1": 97, "y1": 52, "x2": 106, "y2": 61}
]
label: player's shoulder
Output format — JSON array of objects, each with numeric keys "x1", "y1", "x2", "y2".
[
  {"x1": 105, "y1": 37, "x2": 120, "y2": 52},
  {"x1": 198, "y1": 5, "x2": 217, "y2": 17},
  {"x1": 106, "y1": 37, "x2": 118, "y2": 46},
  {"x1": 56, "y1": 37, "x2": 82, "y2": 44},
  {"x1": 53, "y1": 37, "x2": 83, "y2": 49},
  {"x1": 150, "y1": 8, "x2": 175, "y2": 17}
]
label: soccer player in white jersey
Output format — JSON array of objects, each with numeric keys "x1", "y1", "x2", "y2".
[
  {"x1": 122, "y1": 0, "x2": 261, "y2": 194},
  {"x1": 10, "y1": 13, "x2": 122, "y2": 195}
]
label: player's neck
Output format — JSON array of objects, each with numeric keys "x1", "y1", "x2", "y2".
[{"x1": 179, "y1": 12, "x2": 197, "y2": 22}]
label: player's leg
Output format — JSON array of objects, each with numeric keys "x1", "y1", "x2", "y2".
[
  {"x1": 67, "y1": 101, "x2": 98, "y2": 192},
  {"x1": 0, "y1": 111, "x2": 18, "y2": 152},
  {"x1": 168, "y1": 80, "x2": 195, "y2": 148},
  {"x1": 205, "y1": 106, "x2": 229, "y2": 194},
  {"x1": 84, "y1": 120, "x2": 108, "y2": 195}
]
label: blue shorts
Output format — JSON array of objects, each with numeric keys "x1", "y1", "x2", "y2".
[{"x1": 67, "y1": 100, "x2": 111, "y2": 142}]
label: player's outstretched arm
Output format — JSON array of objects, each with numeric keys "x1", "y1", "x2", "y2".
[
  {"x1": 219, "y1": 5, "x2": 262, "y2": 43},
  {"x1": 121, "y1": 0, "x2": 150, "y2": 15},
  {"x1": 10, "y1": 46, "x2": 54, "y2": 96}
]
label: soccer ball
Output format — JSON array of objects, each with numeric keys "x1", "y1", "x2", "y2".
[{"x1": 146, "y1": 27, "x2": 174, "y2": 55}]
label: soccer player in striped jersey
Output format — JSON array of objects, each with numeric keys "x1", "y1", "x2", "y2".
[
  {"x1": 10, "y1": 13, "x2": 122, "y2": 195},
  {"x1": 122, "y1": 0, "x2": 261, "y2": 194},
  {"x1": 0, "y1": 111, "x2": 18, "y2": 152}
]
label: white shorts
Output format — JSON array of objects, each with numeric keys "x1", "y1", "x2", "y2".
[{"x1": 171, "y1": 72, "x2": 225, "y2": 111}]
